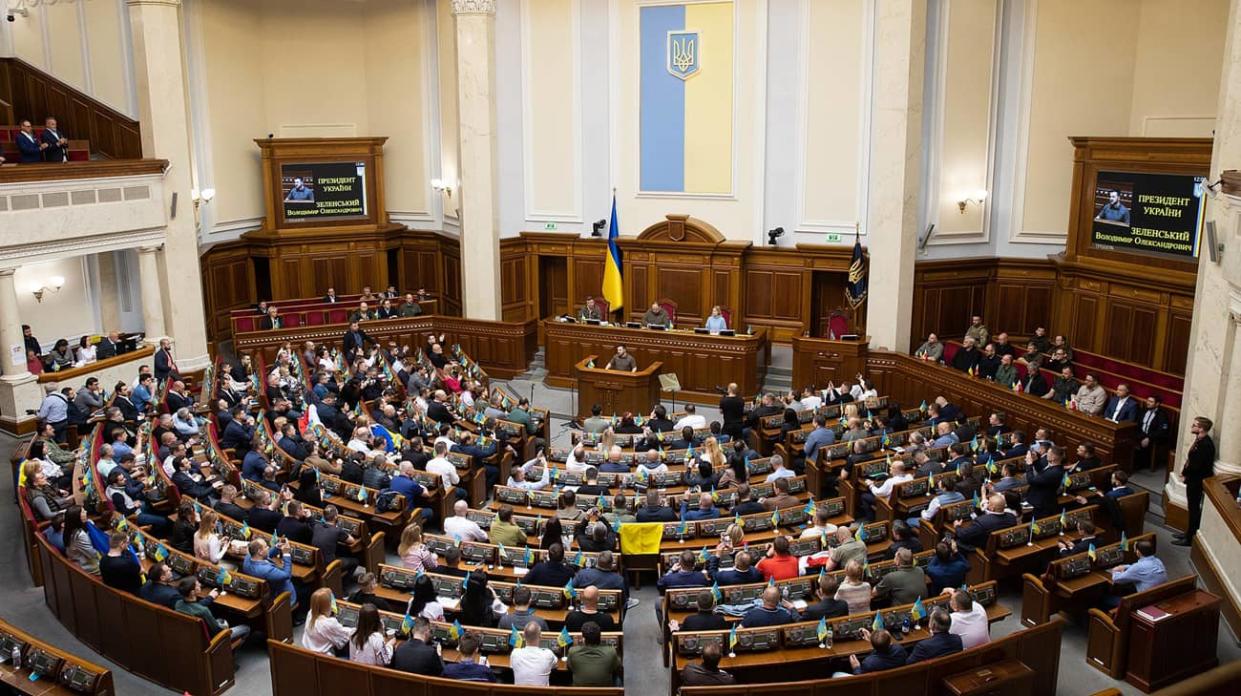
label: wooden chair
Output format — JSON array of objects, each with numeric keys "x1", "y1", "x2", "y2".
[{"x1": 1086, "y1": 575, "x2": 1198, "y2": 678}]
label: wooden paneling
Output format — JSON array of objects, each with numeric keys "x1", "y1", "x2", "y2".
[
  {"x1": 1165, "y1": 311, "x2": 1193, "y2": 376},
  {"x1": 0, "y1": 57, "x2": 142, "y2": 159},
  {"x1": 1106, "y1": 301, "x2": 1158, "y2": 364}
]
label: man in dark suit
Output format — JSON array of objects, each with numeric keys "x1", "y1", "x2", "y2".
[
  {"x1": 951, "y1": 338, "x2": 981, "y2": 373},
  {"x1": 40, "y1": 117, "x2": 69, "y2": 163},
  {"x1": 259, "y1": 306, "x2": 282, "y2": 330},
  {"x1": 322, "y1": 287, "x2": 339, "y2": 303},
  {"x1": 904, "y1": 610, "x2": 963, "y2": 664},
  {"x1": 16, "y1": 120, "x2": 43, "y2": 163},
  {"x1": 154, "y1": 338, "x2": 180, "y2": 382},
  {"x1": 634, "y1": 490, "x2": 677, "y2": 522},
  {"x1": 1174, "y1": 417, "x2": 1216, "y2": 547},
  {"x1": 1103, "y1": 383, "x2": 1139, "y2": 423},
  {"x1": 1134, "y1": 395, "x2": 1171, "y2": 471},
  {"x1": 848, "y1": 629, "x2": 908, "y2": 674},
  {"x1": 1025, "y1": 445, "x2": 1066, "y2": 519},
  {"x1": 391, "y1": 618, "x2": 443, "y2": 676},
  {"x1": 952, "y1": 494, "x2": 1018, "y2": 550},
  {"x1": 1055, "y1": 519, "x2": 1099, "y2": 557},
  {"x1": 166, "y1": 381, "x2": 195, "y2": 413},
  {"x1": 95, "y1": 331, "x2": 120, "y2": 359},
  {"x1": 342, "y1": 320, "x2": 372, "y2": 359}
]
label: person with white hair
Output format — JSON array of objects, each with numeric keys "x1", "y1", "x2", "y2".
[{"x1": 442, "y1": 500, "x2": 486, "y2": 542}]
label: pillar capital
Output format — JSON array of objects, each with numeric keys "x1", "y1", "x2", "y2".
[
  {"x1": 0, "y1": 268, "x2": 14, "y2": 278},
  {"x1": 451, "y1": 0, "x2": 495, "y2": 16},
  {"x1": 126, "y1": 0, "x2": 182, "y2": 7},
  {"x1": 137, "y1": 245, "x2": 164, "y2": 255}
]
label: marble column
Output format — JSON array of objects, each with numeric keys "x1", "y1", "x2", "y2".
[
  {"x1": 0, "y1": 268, "x2": 28, "y2": 379},
  {"x1": 136, "y1": 245, "x2": 167, "y2": 342},
  {"x1": 126, "y1": 0, "x2": 210, "y2": 369},
  {"x1": 864, "y1": 0, "x2": 927, "y2": 352},
  {"x1": 452, "y1": 0, "x2": 502, "y2": 321},
  {"x1": 1165, "y1": 0, "x2": 1241, "y2": 522}
]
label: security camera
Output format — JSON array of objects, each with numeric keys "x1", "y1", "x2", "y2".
[
  {"x1": 6, "y1": 14, "x2": 15, "y2": 22},
  {"x1": 7, "y1": 7, "x2": 28, "y2": 21}
]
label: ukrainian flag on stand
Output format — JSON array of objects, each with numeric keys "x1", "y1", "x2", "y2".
[{"x1": 601, "y1": 194, "x2": 624, "y2": 313}]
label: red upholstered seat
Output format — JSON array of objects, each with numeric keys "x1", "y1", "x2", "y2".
[
  {"x1": 327, "y1": 309, "x2": 349, "y2": 324},
  {"x1": 235, "y1": 316, "x2": 255, "y2": 333},
  {"x1": 658, "y1": 298, "x2": 678, "y2": 325},
  {"x1": 943, "y1": 342, "x2": 959, "y2": 364},
  {"x1": 284, "y1": 314, "x2": 302, "y2": 328},
  {"x1": 593, "y1": 298, "x2": 610, "y2": 316},
  {"x1": 719, "y1": 306, "x2": 733, "y2": 328},
  {"x1": 67, "y1": 148, "x2": 89, "y2": 162},
  {"x1": 305, "y1": 311, "x2": 326, "y2": 326},
  {"x1": 828, "y1": 312, "x2": 849, "y2": 340}
]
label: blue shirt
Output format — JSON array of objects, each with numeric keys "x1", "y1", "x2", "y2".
[
  {"x1": 679, "y1": 500, "x2": 719, "y2": 521},
  {"x1": 390, "y1": 475, "x2": 426, "y2": 510},
  {"x1": 37, "y1": 394, "x2": 69, "y2": 423},
  {"x1": 112, "y1": 441, "x2": 134, "y2": 460},
  {"x1": 1111, "y1": 555, "x2": 1167, "y2": 592},
  {"x1": 803, "y1": 427, "x2": 837, "y2": 461},
  {"x1": 657, "y1": 569, "x2": 708, "y2": 591},
  {"x1": 133, "y1": 384, "x2": 153, "y2": 412},
  {"x1": 1097, "y1": 202, "x2": 1130, "y2": 224},
  {"x1": 705, "y1": 315, "x2": 727, "y2": 332},
  {"x1": 932, "y1": 433, "x2": 959, "y2": 448},
  {"x1": 242, "y1": 549, "x2": 297, "y2": 606},
  {"x1": 926, "y1": 552, "x2": 970, "y2": 594},
  {"x1": 242, "y1": 451, "x2": 269, "y2": 482},
  {"x1": 740, "y1": 605, "x2": 797, "y2": 628}
]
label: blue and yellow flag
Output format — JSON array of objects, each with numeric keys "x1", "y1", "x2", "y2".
[
  {"x1": 1087, "y1": 543, "x2": 1097, "y2": 562},
  {"x1": 509, "y1": 623, "x2": 523, "y2": 648},
  {"x1": 217, "y1": 567, "x2": 233, "y2": 587},
  {"x1": 563, "y1": 578, "x2": 578, "y2": 601},
  {"x1": 770, "y1": 508, "x2": 780, "y2": 528},
  {"x1": 872, "y1": 611, "x2": 884, "y2": 632},
  {"x1": 817, "y1": 616, "x2": 829, "y2": 642},
  {"x1": 601, "y1": 194, "x2": 624, "y2": 311},
  {"x1": 1120, "y1": 531, "x2": 1129, "y2": 551},
  {"x1": 711, "y1": 582, "x2": 722, "y2": 603},
  {"x1": 855, "y1": 525, "x2": 866, "y2": 543},
  {"x1": 727, "y1": 623, "x2": 738, "y2": 651},
  {"x1": 401, "y1": 610, "x2": 414, "y2": 635},
  {"x1": 523, "y1": 546, "x2": 535, "y2": 567},
  {"x1": 557, "y1": 626, "x2": 573, "y2": 648},
  {"x1": 449, "y1": 620, "x2": 463, "y2": 640},
  {"x1": 462, "y1": 570, "x2": 471, "y2": 589},
  {"x1": 910, "y1": 596, "x2": 927, "y2": 622}
]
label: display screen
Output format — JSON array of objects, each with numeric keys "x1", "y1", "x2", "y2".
[
  {"x1": 280, "y1": 162, "x2": 368, "y2": 223},
  {"x1": 1090, "y1": 171, "x2": 1206, "y2": 259}
]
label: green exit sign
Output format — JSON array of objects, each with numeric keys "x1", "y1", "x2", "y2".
[
  {"x1": 544, "y1": 222, "x2": 558, "y2": 231},
  {"x1": 825, "y1": 233, "x2": 843, "y2": 243}
]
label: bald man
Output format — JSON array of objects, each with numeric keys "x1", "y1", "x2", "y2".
[{"x1": 564, "y1": 585, "x2": 616, "y2": 632}]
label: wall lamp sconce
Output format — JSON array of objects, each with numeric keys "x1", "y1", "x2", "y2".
[
  {"x1": 767, "y1": 227, "x2": 785, "y2": 245},
  {"x1": 591, "y1": 219, "x2": 607, "y2": 237},
  {"x1": 31, "y1": 276, "x2": 64, "y2": 303},
  {"x1": 190, "y1": 188, "x2": 215, "y2": 208},
  {"x1": 957, "y1": 190, "x2": 988, "y2": 214},
  {"x1": 431, "y1": 179, "x2": 454, "y2": 198}
]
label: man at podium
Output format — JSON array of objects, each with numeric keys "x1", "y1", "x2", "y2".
[{"x1": 605, "y1": 345, "x2": 637, "y2": 372}]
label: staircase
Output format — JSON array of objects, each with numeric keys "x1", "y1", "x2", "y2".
[{"x1": 761, "y1": 345, "x2": 794, "y2": 394}]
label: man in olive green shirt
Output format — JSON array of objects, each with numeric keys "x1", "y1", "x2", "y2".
[
  {"x1": 566, "y1": 622, "x2": 620, "y2": 686},
  {"x1": 964, "y1": 315, "x2": 989, "y2": 347},
  {"x1": 992, "y1": 354, "x2": 1018, "y2": 390},
  {"x1": 398, "y1": 293, "x2": 424, "y2": 317},
  {"x1": 174, "y1": 577, "x2": 250, "y2": 645},
  {"x1": 872, "y1": 548, "x2": 928, "y2": 605},
  {"x1": 489, "y1": 504, "x2": 528, "y2": 547},
  {"x1": 642, "y1": 303, "x2": 671, "y2": 328},
  {"x1": 507, "y1": 398, "x2": 533, "y2": 429}
]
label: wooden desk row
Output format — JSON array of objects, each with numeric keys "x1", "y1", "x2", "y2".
[
  {"x1": 667, "y1": 581, "x2": 1010, "y2": 692},
  {"x1": 0, "y1": 617, "x2": 113, "y2": 696},
  {"x1": 1021, "y1": 532, "x2": 1157, "y2": 627}
]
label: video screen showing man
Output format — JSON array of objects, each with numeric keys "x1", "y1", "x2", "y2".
[
  {"x1": 284, "y1": 176, "x2": 315, "y2": 203},
  {"x1": 1094, "y1": 187, "x2": 1131, "y2": 226}
]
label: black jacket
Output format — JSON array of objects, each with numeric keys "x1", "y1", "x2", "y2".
[
  {"x1": 391, "y1": 638, "x2": 443, "y2": 676},
  {"x1": 1183, "y1": 435, "x2": 1216, "y2": 487},
  {"x1": 905, "y1": 632, "x2": 962, "y2": 664},
  {"x1": 1139, "y1": 407, "x2": 1171, "y2": 443},
  {"x1": 955, "y1": 511, "x2": 1018, "y2": 550},
  {"x1": 1025, "y1": 464, "x2": 1065, "y2": 518},
  {"x1": 635, "y1": 505, "x2": 677, "y2": 523},
  {"x1": 524, "y1": 561, "x2": 576, "y2": 588},
  {"x1": 800, "y1": 597, "x2": 849, "y2": 621},
  {"x1": 681, "y1": 611, "x2": 728, "y2": 631}
]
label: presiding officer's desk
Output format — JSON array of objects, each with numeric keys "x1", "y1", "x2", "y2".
[{"x1": 542, "y1": 319, "x2": 770, "y2": 403}]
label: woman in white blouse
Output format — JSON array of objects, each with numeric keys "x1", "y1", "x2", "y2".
[
  {"x1": 302, "y1": 588, "x2": 354, "y2": 656},
  {"x1": 407, "y1": 575, "x2": 445, "y2": 622},
  {"x1": 74, "y1": 336, "x2": 97, "y2": 367},
  {"x1": 193, "y1": 509, "x2": 226, "y2": 565},
  {"x1": 348, "y1": 603, "x2": 394, "y2": 666}
]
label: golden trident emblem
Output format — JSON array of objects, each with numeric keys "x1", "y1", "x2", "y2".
[{"x1": 671, "y1": 35, "x2": 696, "y2": 74}]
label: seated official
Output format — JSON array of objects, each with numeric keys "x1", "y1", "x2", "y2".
[
  {"x1": 680, "y1": 492, "x2": 720, "y2": 521},
  {"x1": 139, "y1": 562, "x2": 182, "y2": 608},
  {"x1": 670, "y1": 590, "x2": 729, "y2": 632},
  {"x1": 906, "y1": 610, "x2": 963, "y2": 664},
  {"x1": 525, "y1": 543, "x2": 577, "y2": 588},
  {"x1": 951, "y1": 337, "x2": 981, "y2": 373},
  {"x1": 604, "y1": 345, "x2": 637, "y2": 371},
  {"x1": 756, "y1": 535, "x2": 799, "y2": 581},
  {"x1": 709, "y1": 548, "x2": 763, "y2": 586},
  {"x1": 489, "y1": 504, "x2": 528, "y2": 547},
  {"x1": 872, "y1": 548, "x2": 928, "y2": 605},
  {"x1": 567, "y1": 622, "x2": 621, "y2": 687},
  {"x1": 801, "y1": 575, "x2": 850, "y2": 621},
  {"x1": 741, "y1": 586, "x2": 799, "y2": 628},
  {"x1": 948, "y1": 588, "x2": 990, "y2": 648},
  {"x1": 1100, "y1": 540, "x2": 1166, "y2": 609},
  {"x1": 636, "y1": 490, "x2": 678, "y2": 522},
  {"x1": 565, "y1": 587, "x2": 617, "y2": 632},
  {"x1": 497, "y1": 585, "x2": 548, "y2": 631},
  {"x1": 442, "y1": 632, "x2": 494, "y2": 682},
  {"x1": 952, "y1": 494, "x2": 1018, "y2": 551},
  {"x1": 349, "y1": 603, "x2": 395, "y2": 666},
  {"x1": 512, "y1": 623, "x2": 558, "y2": 686},
  {"x1": 681, "y1": 643, "x2": 736, "y2": 686},
  {"x1": 176, "y1": 576, "x2": 251, "y2": 647},
  {"x1": 705, "y1": 305, "x2": 728, "y2": 333},
  {"x1": 914, "y1": 333, "x2": 944, "y2": 362},
  {"x1": 835, "y1": 560, "x2": 873, "y2": 615},
  {"x1": 392, "y1": 617, "x2": 445, "y2": 677},
  {"x1": 100, "y1": 530, "x2": 143, "y2": 595},
  {"x1": 926, "y1": 540, "x2": 969, "y2": 594},
  {"x1": 845, "y1": 629, "x2": 908, "y2": 676},
  {"x1": 643, "y1": 302, "x2": 671, "y2": 327},
  {"x1": 658, "y1": 551, "x2": 710, "y2": 592},
  {"x1": 243, "y1": 537, "x2": 298, "y2": 609},
  {"x1": 578, "y1": 297, "x2": 604, "y2": 322},
  {"x1": 303, "y1": 588, "x2": 354, "y2": 657}
]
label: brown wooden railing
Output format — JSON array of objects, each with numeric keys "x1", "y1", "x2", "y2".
[{"x1": 0, "y1": 57, "x2": 142, "y2": 159}]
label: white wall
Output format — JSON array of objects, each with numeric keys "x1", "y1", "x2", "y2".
[{"x1": 13, "y1": 258, "x2": 98, "y2": 351}]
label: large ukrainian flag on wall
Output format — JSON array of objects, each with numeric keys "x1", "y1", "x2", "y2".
[{"x1": 640, "y1": 1, "x2": 734, "y2": 194}]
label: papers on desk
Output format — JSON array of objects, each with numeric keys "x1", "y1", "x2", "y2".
[
  {"x1": 512, "y1": 567, "x2": 529, "y2": 577},
  {"x1": 791, "y1": 599, "x2": 808, "y2": 611},
  {"x1": 438, "y1": 597, "x2": 461, "y2": 612}
]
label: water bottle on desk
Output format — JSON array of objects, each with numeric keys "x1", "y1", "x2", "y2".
[{"x1": 10, "y1": 645, "x2": 20, "y2": 669}]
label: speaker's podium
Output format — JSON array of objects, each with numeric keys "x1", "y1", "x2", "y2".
[{"x1": 573, "y1": 355, "x2": 663, "y2": 418}]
